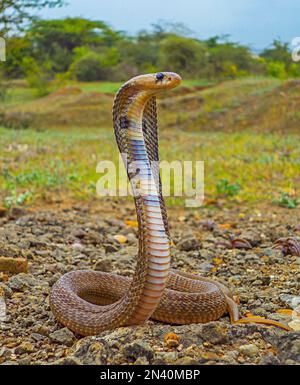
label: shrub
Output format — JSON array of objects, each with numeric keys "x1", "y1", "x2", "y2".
[
  {"x1": 216, "y1": 178, "x2": 241, "y2": 197},
  {"x1": 71, "y1": 52, "x2": 110, "y2": 81},
  {"x1": 267, "y1": 61, "x2": 287, "y2": 79},
  {"x1": 273, "y1": 192, "x2": 299, "y2": 209}
]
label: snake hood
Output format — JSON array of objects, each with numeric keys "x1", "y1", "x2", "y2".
[{"x1": 122, "y1": 72, "x2": 182, "y2": 92}]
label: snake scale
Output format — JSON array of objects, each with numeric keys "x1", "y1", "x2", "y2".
[{"x1": 50, "y1": 72, "x2": 239, "y2": 336}]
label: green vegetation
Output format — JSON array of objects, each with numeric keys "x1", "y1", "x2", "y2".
[
  {"x1": 1, "y1": 8, "x2": 299, "y2": 210},
  {"x1": 273, "y1": 192, "x2": 299, "y2": 209},
  {"x1": 216, "y1": 179, "x2": 241, "y2": 198},
  {"x1": 1, "y1": 124, "x2": 299, "y2": 208},
  {"x1": 1, "y1": 17, "x2": 299, "y2": 100}
]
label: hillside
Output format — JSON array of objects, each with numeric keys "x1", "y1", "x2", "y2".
[{"x1": 1, "y1": 78, "x2": 299, "y2": 133}]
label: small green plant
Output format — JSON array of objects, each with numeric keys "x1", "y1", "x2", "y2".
[
  {"x1": 216, "y1": 178, "x2": 241, "y2": 197},
  {"x1": 3, "y1": 190, "x2": 32, "y2": 209},
  {"x1": 273, "y1": 192, "x2": 299, "y2": 209}
]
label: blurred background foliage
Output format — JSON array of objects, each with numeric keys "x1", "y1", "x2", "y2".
[{"x1": 1, "y1": 16, "x2": 299, "y2": 95}]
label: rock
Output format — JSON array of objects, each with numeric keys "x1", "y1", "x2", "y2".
[
  {"x1": 259, "y1": 353, "x2": 280, "y2": 365},
  {"x1": 122, "y1": 340, "x2": 154, "y2": 361},
  {"x1": 52, "y1": 357, "x2": 82, "y2": 365},
  {"x1": 154, "y1": 351, "x2": 178, "y2": 363},
  {"x1": 31, "y1": 333, "x2": 46, "y2": 342},
  {"x1": 104, "y1": 243, "x2": 120, "y2": 253},
  {"x1": 198, "y1": 261, "x2": 213, "y2": 272},
  {"x1": 49, "y1": 328, "x2": 75, "y2": 346},
  {"x1": 7, "y1": 273, "x2": 48, "y2": 291},
  {"x1": 288, "y1": 320, "x2": 300, "y2": 331},
  {"x1": 15, "y1": 342, "x2": 35, "y2": 354},
  {"x1": 93, "y1": 259, "x2": 113, "y2": 272},
  {"x1": 239, "y1": 343, "x2": 259, "y2": 357},
  {"x1": 175, "y1": 357, "x2": 200, "y2": 365},
  {"x1": 0, "y1": 283, "x2": 13, "y2": 298},
  {"x1": 72, "y1": 340, "x2": 107, "y2": 365},
  {"x1": 276, "y1": 331, "x2": 300, "y2": 364},
  {"x1": 279, "y1": 294, "x2": 299, "y2": 308},
  {"x1": 0, "y1": 257, "x2": 28, "y2": 274},
  {"x1": 177, "y1": 237, "x2": 200, "y2": 252},
  {"x1": 202, "y1": 322, "x2": 229, "y2": 344}
]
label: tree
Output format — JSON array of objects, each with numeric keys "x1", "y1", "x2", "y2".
[
  {"x1": 261, "y1": 40, "x2": 291, "y2": 66},
  {"x1": 71, "y1": 52, "x2": 110, "y2": 82},
  {"x1": 25, "y1": 18, "x2": 124, "y2": 73},
  {"x1": 158, "y1": 35, "x2": 208, "y2": 77},
  {"x1": 207, "y1": 40, "x2": 264, "y2": 78},
  {"x1": 0, "y1": 0, "x2": 65, "y2": 34}
]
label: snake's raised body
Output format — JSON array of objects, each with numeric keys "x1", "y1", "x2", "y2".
[{"x1": 50, "y1": 72, "x2": 239, "y2": 336}]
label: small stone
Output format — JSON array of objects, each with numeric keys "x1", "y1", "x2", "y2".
[
  {"x1": 49, "y1": 328, "x2": 75, "y2": 346},
  {"x1": 52, "y1": 356, "x2": 82, "y2": 365},
  {"x1": 0, "y1": 257, "x2": 28, "y2": 274},
  {"x1": 134, "y1": 356, "x2": 149, "y2": 365},
  {"x1": 239, "y1": 343, "x2": 259, "y2": 357},
  {"x1": 0, "y1": 283, "x2": 13, "y2": 298},
  {"x1": 198, "y1": 261, "x2": 213, "y2": 272},
  {"x1": 104, "y1": 244, "x2": 120, "y2": 253},
  {"x1": 93, "y1": 259, "x2": 113, "y2": 272},
  {"x1": 175, "y1": 357, "x2": 199, "y2": 365},
  {"x1": 31, "y1": 333, "x2": 45, "y2": 342},
  {"x1": 259, "y1": 353, "x2": 280, "y2": 365},
  {"x1": 122, "y1": 340, "x2": 154, "y2": 361},
  {"x1": 15, "y1": 342, "x2": 35, "y2": 354},
  {"x1": 276, "y1": 331, "x2": 300, "y2": 363},
  {"x1": 177, "y1": 237, "x2": 200, "y2": 252},
  {"x1": 7, "y1": 273, "x2": 47, "y2": 291},
  {"x1": 202, "y1": 322, "x2": 229, "y2": 344},
  {"x1": 288, "y1": 320, "x2": 300, "y2": 331}
]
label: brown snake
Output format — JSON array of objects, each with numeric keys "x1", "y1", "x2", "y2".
[{"x1": 50, "y1": 72, "x2": 239, "y2": 336}]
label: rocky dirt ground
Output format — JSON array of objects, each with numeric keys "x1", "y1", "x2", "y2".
[{"x1": 0, "y1": 199, "x2": 299, "y2": 365}]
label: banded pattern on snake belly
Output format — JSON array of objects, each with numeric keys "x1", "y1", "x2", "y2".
[{"x1": 125, "y1": 94, "x2": 170, "y2": 324}]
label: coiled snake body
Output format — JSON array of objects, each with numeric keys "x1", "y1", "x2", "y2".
[{"x1": 50, "y1": 72, "x2": 239, "y2": 336}]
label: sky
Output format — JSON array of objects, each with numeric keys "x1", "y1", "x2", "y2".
[{"x1": 37, "y1": 0, "x2": 300, "y2": 51}]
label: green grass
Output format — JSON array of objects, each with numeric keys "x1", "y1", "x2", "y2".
[
  {"x1": 2, "y1": 87, "x2": 36, "y2": 106},
  {"x1": 76, "y1": 81, "x2": 123, "y2": 94},
  {"x1": 1, "y1": 126, "x2": 299, "y2": 208}
]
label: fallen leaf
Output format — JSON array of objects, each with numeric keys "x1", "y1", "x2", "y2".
[
  {"x1": 124, "y1": 220, "x2": 138, "y2": 228},
  {"x1": 164, "y1": 332, "x2": 180, "y2": 348},
  {"x1": 276, "y1": 309, "x2": 293, "y2": 316},
  {"x1": 113, "y1": 234, "x2": 128, "y2": 244},
  {"x1": 235, "y1": 316, "x2": 291, "y2": 331},
  {"x1": 219, "y1": 223, "x2": 232, "y2": 230},
  {"x1": 213, "y1": 257, "x2": 223, "y2": 266}
]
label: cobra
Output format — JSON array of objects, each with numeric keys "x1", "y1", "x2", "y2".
[{"x1": 50, "y1": 72, "x2": 239, "y2": 336}]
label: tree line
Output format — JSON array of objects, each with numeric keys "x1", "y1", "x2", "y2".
[{"x1": 1, "y1": 1, "x2": 299, "y2": 95}]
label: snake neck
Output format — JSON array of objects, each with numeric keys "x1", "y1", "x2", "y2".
[{"x1": 119, "y1": 90, "x2": 171, "y2": 325}]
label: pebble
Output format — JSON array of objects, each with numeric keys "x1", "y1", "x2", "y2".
[
  {"x1": 49, "y1": 328, "x2": 76, "y2": 346},
  {"x1": 202, "y1": 322, "x2": 229, "y2": 344},
  {"x1": 177, "y1": 237, "x2": 200, "y2": 251},
  {"x1": 122, "y1": 340, "x2": 154, "y2": 361},
  {"x1": 15, "y1": 342, "x2": 35, "y2": 354},
  {"x1": 0, "y1": 205, "x2": 298, "y2": 365},
  {"x1": 238, "y1": 343, "x2": 259, "y2": 357}
]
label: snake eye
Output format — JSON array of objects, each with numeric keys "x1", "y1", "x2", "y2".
[{"x1": 156, "y1": 72, "x2": 165, "y2": 81}]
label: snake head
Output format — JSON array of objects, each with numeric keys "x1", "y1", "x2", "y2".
[{"x1": 129, "y1": 72, "x2": 182, "y2": 91}]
